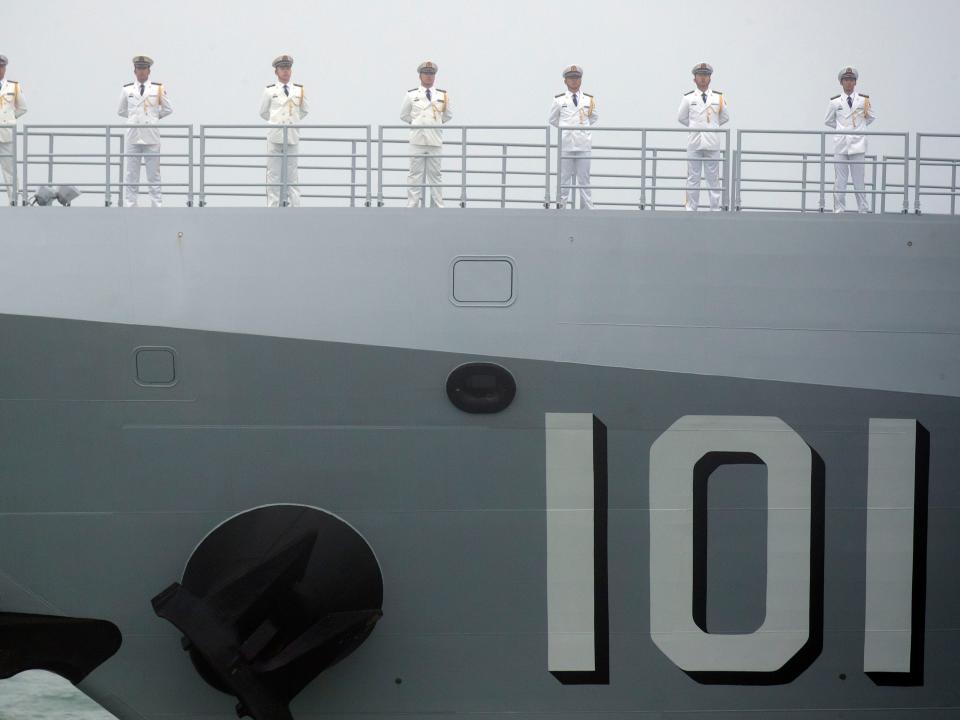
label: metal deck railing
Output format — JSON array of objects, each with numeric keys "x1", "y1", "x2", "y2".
[{"x1": 1, "y1": 124, "x2": 958, "y2": 215}]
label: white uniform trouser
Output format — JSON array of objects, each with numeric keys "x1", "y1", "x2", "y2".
[
  {"x1": 560, "y1": 150, "x2": 592, "y2": 209},
  {"x1": 0, "y1": 142, "x2": 14, "y2": 205},
  {"x1": 833, "y1": 152, "x2": 868, "y2": 213},
  {"x1": 266, "y1": 142, "x2": 301, "y2": 207},
  {"x1": 124, "y1": 143, "x2": 162, "y2": 208},
  {"x1": 407, "y1": 144, "x2": 443, "y2": 208},
  {"x1": 685, "y1": 149, "x2": 722, "y2": 211}
]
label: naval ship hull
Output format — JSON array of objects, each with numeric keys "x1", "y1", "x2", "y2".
[{"x1": 0, "y1": 209, "x2": 958, "y2": 719}]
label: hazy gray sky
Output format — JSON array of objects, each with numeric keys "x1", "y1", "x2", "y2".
[{"x1": 5, "y1": 0, "x2": 958, "y2": 132}]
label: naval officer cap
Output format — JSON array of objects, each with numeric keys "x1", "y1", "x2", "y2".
[
  {"x1": 692, "y1": 62, "x2": 713, "y2": 76},
  {"x1": 272, "y1": 54, "x2": 294, "y2": 69},
  {"x1": 418, "y1": 60, "x2": 438, "y2": 74},
  {"x1": 132, "y1": 55, "x2": 153, "y2": 68},
  {"x1": 562, "y1": 64, "x2": 583, "y2": 79},
  {"x1": 0, "y1": 55, "x2": 7, "y2": 67},
  {"x1": 838, "y1": 66, "x2": 859, "y2": 81}
]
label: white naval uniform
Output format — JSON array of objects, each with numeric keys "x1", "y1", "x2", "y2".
[
  {"x1": 548, "y1": 89, "x2": 598, "y2": 209},
  {"x1": 399, "y1": 86, "x2": 451, "y2": 207},
  {"x1": 260, "y1": 82, "x2": 309, "y2": 207},
  {"x1": 824, "y1": 91, "x2": 876, "y2": 213},
  {"x1": 0, "y1": 78, "x2": 27, "y2": 204},
  {"x1": 677, "y1": 88, "x2": 729, "y2": 211},
  {"x1": 117, "y1": 80, "x2": 173, "y2": 207}
]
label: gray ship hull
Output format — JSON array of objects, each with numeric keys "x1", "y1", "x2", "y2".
[{"x1": 0, "y1": 209, "x2": 958, "y2": 719}]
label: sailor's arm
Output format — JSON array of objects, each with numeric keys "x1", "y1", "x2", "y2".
[
  {"x1": 259, "y1": 88, "x2": 272, "y2": 121},
  {"x1": 823, "y1": 100, "x2": 837, "y2": 128},
  {"x1": 587, "y1": 94, "x2": 598, "y2": 125},
  {"x1": 118, "y1": 89, "x2": 129, "y2": 118},
  {"x1": 158, "y1": 85, "x2": 173, "y2": 118},
  {"x1": 13, "y1": 83, "x2": 27, "y2": 118},
  {"x1": 547, "y1": 96, "x2": 561, "y2": 127},
  {"x1": 399, "y1": 93, "x2": 413, "y2": 124},
  {"x1": 299, "y1": 86, "x2": 309, "y2": 118},
  {"x1": 863, "y1": 96, "x2": 876, "y2": 124},
  {"x1": 677, "y1": 96, "x2": 690, "y2": 126},
  {"x1": 718, "y1": 94, "x2": 729, "y2": 125},
  {"x1": 441, "y1": 91, "x2": 451, "y2": 123}
]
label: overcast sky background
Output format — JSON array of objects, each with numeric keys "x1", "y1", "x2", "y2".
[{"x1": 4, "y1": 0, "x2": 958, "y2": 132}]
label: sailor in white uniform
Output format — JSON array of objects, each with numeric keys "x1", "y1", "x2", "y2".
[
  {"x1": 0, "y1": 55, "x2": 27, "y2": 205},
  {"x1": 824, "y1": 66, "x2": 876, "y2": 214},
  {"x1": 399, "y1": 61, "x2": 452, "y2": 208},
  {"x1": 548, "y1": 64, "x2": 598, "y2": 209},
  {"x1": 260, "y1": 54, "x2": 309, "y2": 207},
  {"x1": 677, "y1": 62, "x2": 729, "y2": 211},
  {"x1": 117, "y1": 56, "x2": 172, "y2": 207}
]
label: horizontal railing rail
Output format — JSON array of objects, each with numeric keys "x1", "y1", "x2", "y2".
[{"x1": 0, "y1": 124, "x2": 956, "y2": 216}]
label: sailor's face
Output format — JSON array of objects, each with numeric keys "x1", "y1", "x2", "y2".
[
  {"x1": 419, "y1": 72, "x2": 436, "y2": 88},
  {"x1": 564, "y1": 76, "x2": 582, "y2": 92},
  {"x1": 275, "y1": 66, "x2": 292, "y2": 84},
  {"x1": 694, "y1": 73, "x2": 711, "y2": 91},
  {"x1": 841, "y1": 77, "x2": 856, "y2": 94},
  {"x1": 134, "y1": 67, "x2": 150, "y2": 83}
]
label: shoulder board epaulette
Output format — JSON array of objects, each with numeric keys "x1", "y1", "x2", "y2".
[
  {"x1": 555, "y1": 92, "x2": 564, "y2": 98},
  {"x1": 438, "y1": 88, "x2": 447, "y2": 93},
  {"x1": 153, "y1": 82, "x2": 162, "y2": 86},
  {"x1": 6, "y1": 80, "x2": 17, "y2": 84},
  {"x1": 408, "y1": 87, "x2": 418, "y2": 92},
  {"x1": 583, "y1": 93, "x2": 593, "y2": 98},
  {"x1": 831, "y1": 94, "x2": 841, "y2": 100},
  {"x1": 293, "y1": 83, "x2": 302, "y2": 87},
  {"x1": 266, "y1": 83, "x2": 274, "y2": 88},
  {"x1": 860, "y1": 93, "x2": 869, "y2": 98},
  {"x1": 124, "y1": 82, "x2": 134, "y2": 87},
  {"x1": 684, "y1": 90, "x2": 695, "y2": 95},
  {"x1": 713, "y1": 90, "x2": 722, "y2": 94}
]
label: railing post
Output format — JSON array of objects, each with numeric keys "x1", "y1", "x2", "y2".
[
  {"x1": 880, "y1": 156, "x2": 888, "y2": 214},
  {"x1": 735, "y1": 129, "x2": 743, "y2": 211},
  {"x1": 500, "y1": 144, "x2": 507, "y2": 209},
  {"x1": 198, "y1": 126, "x2": 206, "y2": 207},
  {"x1": 869, "y1": 154, "x2": 877, "y2": 214},
  {"x1": 105, "y1": 126, "x2": 113, "y2": 207},
  {"x1": 117, "y1": 134, "x2": 124, "y2": 208},
  {"x1": 650, "y1": 149, "x2": 658, "y2": 211},
  {"x1": 365, "y1": 125, "x2": 372, "y2": 207},
  {"x1": 21, "y1": 127, "x2": 28, "y2": 206},
  {"x1": 280, "y1": 126, "x2": 289, "y2": 207},
  {"x1": 10, "y1": 126, "x2": 17, "y2": 206},
  {"x1": 800, "y1": 153, "x2": 808, "y2": 213},
  {"x1": 952, "y1": 161, "x2": 957, "y2": 216},
  {"x1": 912, "y1": 133, "x2": 920, "y2": 214},
  {"x1": 818, "y1": 132, "x2": 827, "y2": 213},
  {"x1": 460, "y1": 127, "x2": 467, "y2": 208},
  {"x1": 721, "y1": 129, "x2": 730, "y2": 211},
  {"x1": 543, "y1": 126, "x2": 551, "y2": 208},
  {"x1": 186, "y1": 125, "x2": 194, "y2": 207},
  {"x1": 639, "y1": 129, "x2": 647, "y2": 210},
  {"x1": 46, "y1": 134, "x2": 53, "y2": 186},
  {"x1": 377, "y1": 126, "x2": 384, "y2": 207},
  {"x1": 350, "y1": 139, "x2": 357, "y2": 208},
  {"x1": 555, "y1": 128, "x2": 563, "y2": 209}
]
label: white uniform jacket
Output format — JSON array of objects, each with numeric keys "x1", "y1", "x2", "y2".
[
  {"x1": 259, "y1": 82, "x2": 309, "y2": 144},
  {"x1": 400, "y1": 86, "x2": 452, "y2": 146},
  {"x1": 677, "y1": 88, "x2": 729, "y2": 152},
  {"x1": 0, "y1": 78, "x2": 27, "y2": 143},
  {"x1": 117, "y1": 81, "x2": 173, "y2": 145},
  {"x1": 824, "y1": 92, "x2": 876, "y2": 155},
  {"x1": 548, "y1": 90, "x2": 598, "y2": 151}
]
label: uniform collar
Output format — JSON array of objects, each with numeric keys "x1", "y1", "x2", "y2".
[
  {"x1": 567, "y1": 89, "x2": 580, "y2": 99},
  {"x1": 695, "y1": 87, "x2": 711, "y2": 96},
  {"x1": 419, "y1": 85, "x2": 436, "y2": 93},
  {"x1": 843, "y1": 90, "x2": 857, "y2": 100}
]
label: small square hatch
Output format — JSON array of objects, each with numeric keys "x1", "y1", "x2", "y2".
[
  {"x1": 134, "y1": 347, "x2": 177, "y2": 386},
  {"x1": 451, "y1": 256, "x2": 516, "y2": 307}
]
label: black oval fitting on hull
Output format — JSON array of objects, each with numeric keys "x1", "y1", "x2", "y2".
[{"x1": 446, "y1": 362, "x2": 517, "y2": 413}]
